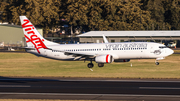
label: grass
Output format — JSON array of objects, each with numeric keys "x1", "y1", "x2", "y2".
[
  {"x1": 0, "y1": 52, "x2": 180, "y2": 79},
  {"x1": 174, "y1": 49, "x2": 180, "y2": 53}
]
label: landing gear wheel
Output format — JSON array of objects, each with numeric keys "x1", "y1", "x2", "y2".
[
  {"x1": 155, "y1": 62, "x2": 159, "y2": 65},
  {"x1": 87, "y1": 63, "x2": 94, "y2": 68},
  {"x1": 98, "y1": 63, "x2": 104, "y2": 67}
]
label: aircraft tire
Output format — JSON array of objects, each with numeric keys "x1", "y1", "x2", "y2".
[
  {"x1": 155, "y1": 62, "x2": 159, "y2": 65},
  {"x1": 87, "y1": 63, "x2": 94, "y2": 68},
  {"x1": 98, "y1": 63, "x2": 104, "y2": 67}
]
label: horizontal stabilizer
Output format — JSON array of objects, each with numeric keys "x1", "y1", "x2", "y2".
[{"x1": 21, "y1": 47, "x2": 36, "y2": 50}]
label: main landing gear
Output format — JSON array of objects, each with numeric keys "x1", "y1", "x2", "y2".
[
  {"x1": 87, "y1": 63, "x2": 94, "y2": 68},
  {"x1": 87, "y1": 59, "x2": 94, "y2": 68},
  {"x1": 98, "y1": 63, "x2": 104, "y2": 67},
  {"x1": 87, "y1": 60, "x2": 104, "y2": 68}
]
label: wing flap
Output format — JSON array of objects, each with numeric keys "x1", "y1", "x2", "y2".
[{"x1": 53, "y1": 49, "x2": 96, "y2": 58}]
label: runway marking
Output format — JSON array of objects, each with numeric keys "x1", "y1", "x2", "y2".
[
  {"x1": 58, "y1": 79, "x2": 180, "y2": 83},
  {"x1": 0, "y1": 85, "x2": 31, "y2": 87},
  {"x1": 0, "y1": 79, "x2": 56, "y2": 81},
  {"x1": 1, "y1": 78, "x2": 180, "y2": 83},
  {"x1": 0, "y1": 92, "x2": 180, "y2": 98},
  {"x1": 139, "y1": 87, "x2": 180, "y2": 90}
]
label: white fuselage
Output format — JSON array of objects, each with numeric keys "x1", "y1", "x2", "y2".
[
  {"x1": 27, "y1": 42, "x2": 174, "y2": 61},
  {"x1": 19, "y1": 16, "x2": 174, "y2": 67}
]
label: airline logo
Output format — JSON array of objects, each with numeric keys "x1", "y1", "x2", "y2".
[
  {"x1": 153, "y1": 50, "x2": 161, "y2": 55},
  {"x1": 22, "y1": 19, "x2": 48, "y2": 54},
  {"x1": 105, "y1": 43, "x2": 147, "y2": 49}
]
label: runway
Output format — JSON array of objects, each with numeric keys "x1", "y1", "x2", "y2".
[{"x1": 0, "y1": 77, "x2": 180, "y2": 100}]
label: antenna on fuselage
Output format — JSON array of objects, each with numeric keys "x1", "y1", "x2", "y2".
[{"x1": 103, "y1": 35, "x2": 109, "y2": 43}]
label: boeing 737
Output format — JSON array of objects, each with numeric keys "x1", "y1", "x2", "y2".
[{"x1": 19, "y1": 16, "x2": 174, "y2": 68}]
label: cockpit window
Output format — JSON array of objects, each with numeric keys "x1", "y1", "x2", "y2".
[{"x1": 159, "y1": 46, "x2": 167, "y2": 48}]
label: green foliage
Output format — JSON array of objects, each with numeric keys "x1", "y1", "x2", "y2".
[
  {"x1": 142, "y1": 0, "x2": 180, "y2": 30},
  {"x1": 0, "y1": 0, "x2": 180, "y2": 33}
]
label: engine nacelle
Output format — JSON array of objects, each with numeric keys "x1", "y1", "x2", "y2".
[
  {"x1": 114, "y1": 59, "x2": 130, "y2": 62},
  {"x1": 95, "y1": 54, "x2": 113, "y2": 63}
]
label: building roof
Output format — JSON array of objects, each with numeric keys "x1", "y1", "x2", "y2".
[
  {"x1": 0, "y1": 24, "x2": 42, "y2": 29},
  {"x1": 77, "y1": 31, "x2": 180, "y2": 37},
  {"x1": 0, "y1": 24, "x2": 22, "y2": 28}
]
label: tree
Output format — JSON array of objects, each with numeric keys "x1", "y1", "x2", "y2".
[
  {"x1": 5, "y1": 0, "x2": 60, "y2": 36},
  {"x1": 65, "y1": 0, "x2": 153, "y2": 31},
  {"x1": 164, "y1": 0, "x2": 180, "y2": 30},
  {"x1": 112, "y1": 0, "x2": 153, "y2": 30},
  {"x1": 0, "y1": 0, "x2": 17, "y2": 23},
  {"x1": 143, "y1": 0, "x2": 171, "y2": 30},
  {"x1": 26, "y1": 0, "x2": 60, "y2": 36},
  {"x1": 2, "y1": 0, "x2": 179, "y2": 36}
]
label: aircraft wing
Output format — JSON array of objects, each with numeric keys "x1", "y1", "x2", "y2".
[
  {"x1": 53, "y1": 49, "x2": 97, "y2": 60},
  {"x1": 65, "y1": 51, "x2": 95, "y2": 57}
]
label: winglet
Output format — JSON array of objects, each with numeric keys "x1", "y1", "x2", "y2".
[{"x1": 103, "y1": 35, "x2": 109, "y2": 43}]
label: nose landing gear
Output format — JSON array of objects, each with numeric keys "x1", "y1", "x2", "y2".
[
  {"x1": 155, "y1": 57, "x2": 165, "y2": 65},
  {"x1": 155, "y1": 62, "x2": 159, "y2": 65},
  {"x1": 155, "y1": 60, "x2": 159, "y2": 65}
]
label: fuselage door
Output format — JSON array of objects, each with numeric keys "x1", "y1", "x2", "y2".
[{"x1": 150, "y1": 46, "x2": 154, "y2": 53}]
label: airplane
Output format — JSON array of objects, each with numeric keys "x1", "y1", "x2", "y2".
[{"x1": 19, "y1": 16, "x2": 174, "y2": 68}]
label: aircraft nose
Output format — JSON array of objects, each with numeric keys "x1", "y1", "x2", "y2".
[{"x1": 166, "y1": 48, "x2": 174, "y2": 55}]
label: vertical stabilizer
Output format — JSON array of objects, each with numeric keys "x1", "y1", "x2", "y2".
[{"x1": 19, "y1": 16, "x2": 56, "y2": 53}]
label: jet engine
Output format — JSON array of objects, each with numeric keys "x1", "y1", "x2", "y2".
[
  {"x1": 95, "y1": 54, "x2": 113, "y2": 63},
  {"x1": 114, "y1": 59, "x2": 130, "y2": 62}
]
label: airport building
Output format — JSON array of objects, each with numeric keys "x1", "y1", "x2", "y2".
[
  {"x1": 77, "y1": 31, "x2": 180, "y2": 47},
  {"x1": 0, "y1": 24, "x2": 43, "y2": 47},
  {"x1": 1, "y1": 24, "x2": 180, "y2": 47}
]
